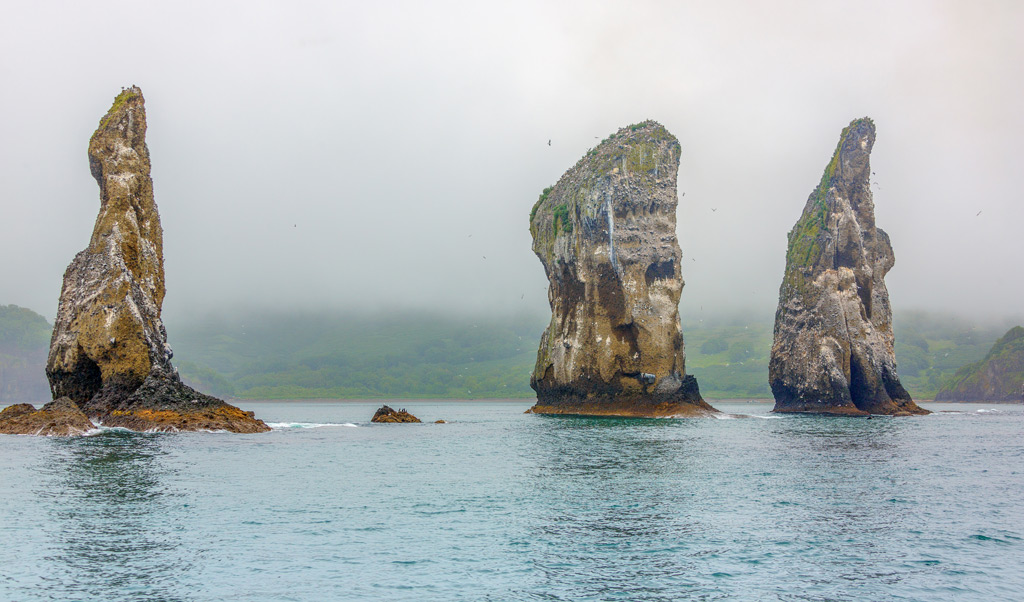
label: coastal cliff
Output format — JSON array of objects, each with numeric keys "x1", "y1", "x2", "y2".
[
  {"x1": 769, "y1": 118, "x2": 927, "y2": 416},
  {"x1": 936, "y1": 326, "x2": 1024, "y2": 402},
  {"x1": 528, "y1": 120, "x2": 714, "y2": 417},
  {"x1": 39, "y1": 87, "x2": 268, "y2": 433}
]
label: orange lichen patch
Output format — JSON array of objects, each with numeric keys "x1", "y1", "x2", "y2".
[{"x1": 103, "y1": 404, "x2": 270, "y2": 433}]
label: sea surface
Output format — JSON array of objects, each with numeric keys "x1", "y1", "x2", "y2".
[{"x1": 0, "y1": 400, "x2": 1022, "y2": 601}]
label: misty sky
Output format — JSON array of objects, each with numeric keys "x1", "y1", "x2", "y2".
[{"x1": 1, "y1": 0, "x2": 1022, "y2": 325}]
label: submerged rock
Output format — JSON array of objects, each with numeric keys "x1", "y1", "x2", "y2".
[
  {"x1": 935, "y1": 326, "x2": 1024, "y2": 402},
  {"x1": 0, "y1": 398, "x2": 93, "y2": 436},
  {"x1": 43, "y1": 87, "x2": 268, "y2": 433},
  {"x1": 527, "y1": 120, "x2": 714, "y2": 417},
  {"x1": 769, "y1": 118, "x2": 927, "y2": 416},
  {"x1": 371, "y1": 405, "x2": 421, "y2": 423}
]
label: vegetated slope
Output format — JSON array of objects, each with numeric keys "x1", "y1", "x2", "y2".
[
  {"x1": 158, "y1": 309, "x2": 1019, "y2": 401},
  {"x1": 683, "y1": 310, "x2": 1016, "y2": 400},
  {"x1": 934, "y1": 326, "x2": 1024, "y2": 401},
  {"x1": 171, "y1": 311, "x2": 544, "y2": 399},
  {"x1": 0, "y1": 305, "x2": 52, "y2": 403},
  {"x1": 681, "y1": 315, "x2": 774, "y2": 399},
  {"x1": 892, "y1": 311, "x2": 1015, "y2": 399}
]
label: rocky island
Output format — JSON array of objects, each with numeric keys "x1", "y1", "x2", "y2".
[
  {"x1": 0, "y1": 398, "x2": 94, "y2": 436},
  {"x1": 371, "y1": 405, "x2": 421, "y2": 423},
  {"x1": 769, "y1": 118, "x2": 927, "y2": 416},
  {"x1": 25, "y1": 87, "x2": 269, "y2": 434},
  {"x1": 527, "y1": 120, "x2": 714, "y2": 417},
  {"x1": 935, "y1": 326, "x2": 1024, "y2": 402}
]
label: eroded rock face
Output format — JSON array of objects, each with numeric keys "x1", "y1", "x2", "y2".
[
  {"x1": 0, "y1": 398, "x2": 94, "y2": 436},
  {"x1": 769, "y1": 118, "x2": 927, "y2": 416},
  {"x1": 528, "y1": 120, "x2": 714, "y2": 417},
  {"x1": 44, "y1": 87, "x2": 268, "y2": 433}
]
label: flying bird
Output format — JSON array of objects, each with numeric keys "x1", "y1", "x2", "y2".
[
  {"x1": 547, "y1": 139, "x2": 551, "y2": 146},
  {"x1": 711, "y1": 208, "x2": 717, "y2": 212},
  {"x1": 976, "y1": 211, "x2": 982, "y2": 217}
]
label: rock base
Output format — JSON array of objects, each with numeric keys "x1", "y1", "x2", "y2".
[
  {"x1": 772, "y1": 402, "x2": 929, "y2": 417},
  {"x1": 527, "y1": 399, "x2": 717, "y2": 418},
  {"x1": 100, "y1": 405, "x2": 269, "y2": 433},
  {"x1": 529, "y1": 374, "x2": 717, "y2": 418},
  {"x1": 0, "y1": 398, "x2": 94, "y2": 436},
  {"x1": 89, "y1": 375, "x2": 270, "y2": 433}
]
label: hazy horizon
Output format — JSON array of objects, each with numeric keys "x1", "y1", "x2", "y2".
[{"x1": 2, "y1": 1, "x2": 1022, "y2": 325}]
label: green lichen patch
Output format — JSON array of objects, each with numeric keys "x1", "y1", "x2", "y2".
[
  {"x1": 552, "y1": 203, "x2": 573, "y2": 235},
  {"x1": 530, "y1": 186, "x2": 553, "y2": 226},
  {"x1": 97, "y1": 88, "x2": 142, "y2": 132},
  {"x1": 781, "y1": 117, "x2": 876, "y2": 300}
]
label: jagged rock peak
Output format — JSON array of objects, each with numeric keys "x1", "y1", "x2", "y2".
[
  {"x1": 769, "y1": 118, "x2": 928, "y2": 416},
  {"x1": 42, "y1": 87, "x2": 268, "y2": 433},
  {"x1": 527, "y1": 120, "x2": 715, "y2": 417}
]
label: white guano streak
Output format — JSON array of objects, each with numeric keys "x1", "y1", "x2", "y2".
[{"x1": 605, "y1": 196, "x2": 618, "y2": 275}]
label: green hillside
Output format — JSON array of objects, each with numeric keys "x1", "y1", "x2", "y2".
[
  {"x1": 0, "y1": 304, "x2": 52, "y2": 403},
  {"x1": 934, "y1": 326, "x2": 1024, "y2": 401},
  {"x1": 3, "y1": 303, "x2": 1017, "y2": 402},
  {"x1": 681, "y1": 315, "x2": 774, "y2": 398},
  {"x1": 171, "y1": 312, "x2": 542, "y2": 399}
]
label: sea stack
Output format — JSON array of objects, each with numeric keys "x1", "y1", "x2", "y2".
[
  {"x1": 527, "y1": 120, "x2": 714, "y2": 417},
  {"x1": 43, "y1": 87, "x2": 269, "y2": 433},
  {"x1": 935, "y1": 326, "x2": 1024, "y2": 402},
  {"x1": 769, "y1": 118, "x2": 927, "y2": 416}
]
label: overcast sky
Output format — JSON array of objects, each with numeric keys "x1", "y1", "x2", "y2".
[{"x1": 1, "y1": 0, "x2": 1021, "y2": 326}]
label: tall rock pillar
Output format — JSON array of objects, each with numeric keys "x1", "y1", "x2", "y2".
[
  {"x1": 769, "y1": 118, "x2": 928, "y2": 416},
  {"x1": 528, "y1": 120, "x2": 714, "y2": 417},
  {"x1": 45, "y1": 87, "x2": 269, "y2": 432}
]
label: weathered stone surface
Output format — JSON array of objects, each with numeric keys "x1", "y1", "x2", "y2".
[
  {"x1": 371, "y1": 405, "x2": 421, "y2": 423},
  {"x1": 0, "y1": 397, "x2": 94, "y2": 436},
  {"x1": 527, "y1": 120, "x2": 714, "y2": 417},
  {"x1": 936, "y1": 326, "x2": 1024, "y2": 402},
  {"x1": 769, "y1": 118, "x2": 927, "y2": 416},
  {"x1": 43, "y1": 87, "x2": 268, "y2": 433}
]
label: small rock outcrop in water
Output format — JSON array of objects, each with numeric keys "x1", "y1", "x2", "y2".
[
  {"x1": 769, "y1": 118, "x2": 927, "y2": 416},
  {"x1": 0, "y1": 398, "x2": 94, "y2": 436},
  {"x1": 42, "y1": 87, "x2": 268, "y2": 433},
  {"x1": 527, "y1": 120, "x2": 714, "y2": 417},
  {"x1": 371, "y1": 406, "x2": 421, "y2": 423},
  {"x1": 935, "y1": 326, "x2": 1024, "y2": 402}
]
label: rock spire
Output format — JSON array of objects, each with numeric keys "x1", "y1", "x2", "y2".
[
  {"x1": 41, "y1": 87, "x2": 268, "y2": 433},
  {"x1": 527, "y1": 120, "x2": 714, "y2": 417},
  {"x1": 769, "y1": 118, "x2": 927, "y2": 416}
]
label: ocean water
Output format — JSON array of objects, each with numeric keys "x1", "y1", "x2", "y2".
[{"x1": 0, "y1": 400, "x2": 1021, "y2": 601}]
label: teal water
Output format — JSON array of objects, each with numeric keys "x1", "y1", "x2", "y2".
[{"x1": 0, "y1": 400, "x2": 1021, "y2": 601}]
